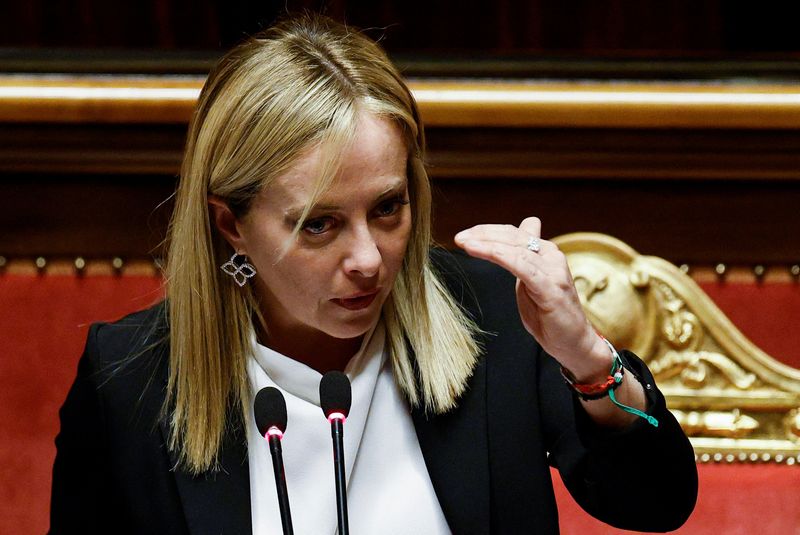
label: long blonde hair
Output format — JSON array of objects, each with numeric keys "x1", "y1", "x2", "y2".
[{"x1": 165, "y1": 14, "x2": 480, "y2": 474}]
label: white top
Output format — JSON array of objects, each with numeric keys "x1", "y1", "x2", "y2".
[{"x1": 246, "y1": 323, "x2": 452, "y2": 534}]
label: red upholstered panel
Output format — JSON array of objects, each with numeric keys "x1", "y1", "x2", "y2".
[
  {"x1": 2, "y1": 272, "x2": 799, "y2": 534},
  {"x1": 0, "y1": 274, "x2": 163, "y2": 535},
  {"x1": 553, "y1": 464, "x2": 800, "y2": 534},
  {"x1": 699, "y1": 280, "x2": 800, "y2": 369}
]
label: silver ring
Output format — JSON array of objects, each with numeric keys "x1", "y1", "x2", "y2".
[{"x1": 526, "y1": 236, "x2": 541, "y2": 253}]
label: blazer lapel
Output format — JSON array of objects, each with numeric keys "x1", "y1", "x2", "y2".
[
  {"x1": 411, "y1": 356, "x2": 491, "y2": 535},
  {"x1": 159, "y1": 402, "x2": 252, "y2": 534}
]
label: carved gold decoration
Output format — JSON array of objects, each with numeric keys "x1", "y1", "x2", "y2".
[
  {"x1": 554, "y1": 232, "x2": 800, "y2": 463},
  {"x1": 671, "y1": 409, "x2": 759, "y2": 439}
]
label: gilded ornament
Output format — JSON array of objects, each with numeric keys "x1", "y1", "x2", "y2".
[{"x1": 555, "y1": 232, "x2": 800, "y2": 463}]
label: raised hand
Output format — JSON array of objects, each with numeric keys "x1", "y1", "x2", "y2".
[{"x1": 454, "y1": 217, "x2": 610, "y2": 382}]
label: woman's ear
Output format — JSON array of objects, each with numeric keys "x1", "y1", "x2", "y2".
[{"x1": 208, "y1": 195, "x2": 246, "y2": 252}]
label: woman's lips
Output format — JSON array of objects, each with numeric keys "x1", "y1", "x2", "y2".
[{"x1": 332, "y1": 291, "x2": 379, "y2": 311}]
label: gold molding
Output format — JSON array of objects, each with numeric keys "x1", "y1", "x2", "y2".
[
  {"x1": 0, "y1": 75, "x2": 200, "y2": 124},
  {"x1": 554, "y1": 232, "x2": 800, "y2": 464},
  {"x1": 412, "y1": 80, "x2": 800, "y2": 129},
  {"x1": 3, "y1": 75, "x2": 800, "y2": 129}
]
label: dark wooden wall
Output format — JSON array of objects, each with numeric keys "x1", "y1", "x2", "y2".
[
  {"x1": 2, "y1": 97, "x2": 800, "y2": 269},
  {"x1": 3, "y1": 1, "x2": 800, "y2": 55},
  {"x1": 2, "y1": 2, "x2": 799, "y2": 269}
]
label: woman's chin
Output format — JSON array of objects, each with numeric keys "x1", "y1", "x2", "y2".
[{"x1": 322, "y1": 313, "x2": 381, "y2": 341}]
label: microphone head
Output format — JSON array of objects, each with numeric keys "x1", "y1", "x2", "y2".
[
  {"x1": 319, "y1": 371, "x2": 352, "y2": 418},
  {"x1": 254, "y1": 387, "x2": 287, "y2": 437}
]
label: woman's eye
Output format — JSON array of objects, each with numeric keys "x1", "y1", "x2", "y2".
[
  {"x1": 302, "y1": 217, "x2": 334, "y2": 235},
  {"x1": 375, "y1": 198, "x2": 409, "y2": 217}
]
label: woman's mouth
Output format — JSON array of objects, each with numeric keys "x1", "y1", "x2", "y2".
[{"x1": 332, "y1": 290, "x2": 379, "y2": 311}]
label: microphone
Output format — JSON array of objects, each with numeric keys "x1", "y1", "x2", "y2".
[
  {"x1": 254, "y1": 387, "x2": 294, "y2": 535},
  {"x1": 319, "y1": 371, "x2": 352, "y2": 535}
]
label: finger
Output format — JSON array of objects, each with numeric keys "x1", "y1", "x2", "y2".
[
  {"x1": 454, "y1": 224, "x2": 532, "y2": 248},
  {"x1": 457, "y1": 232, "x2": 557, "y2": 256},
  {"x1": 518, "y1": 216, "x2": 542, "y2": 239},
  {"x1": 456, "y1": 239, "x2": 549, "y2": 301}
]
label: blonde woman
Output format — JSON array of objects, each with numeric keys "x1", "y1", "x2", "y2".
[{"x1": 51, "y1": 14, "x2": 697, "y2": 534}]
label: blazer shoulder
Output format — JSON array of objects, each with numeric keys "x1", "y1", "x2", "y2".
[
  {"x1": 79, "y1": 302, "x2": 169, "y2": 394},
  {"x1": 431, "y1": 247, "x2": 511, "y2": 279},
  {"x1": 431, "y1": 246, "x2": 515, "y2": 290},
  {"x1": 88, "y1": 302, "x2": 168, "y2": 361},
  {"x1": 430, "y1": 247, "x2": 518, "y2": 327}
]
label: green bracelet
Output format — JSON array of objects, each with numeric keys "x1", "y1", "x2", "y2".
[{"x1": 601, "y1": 337, "x2": 659, "y2": 428}]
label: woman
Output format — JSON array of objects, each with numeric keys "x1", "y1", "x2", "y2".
[{"x1": 51, "y1": 14, "x2": 697, "y2": 534}]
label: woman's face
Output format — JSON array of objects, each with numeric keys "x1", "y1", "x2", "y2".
[{"x1": 233, "y1": 112, "x2": 412, "y2": 350}]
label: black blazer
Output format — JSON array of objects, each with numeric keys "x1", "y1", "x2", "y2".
[{"x1": 51, "y1": 250, "x2": 697, "y2": 534}]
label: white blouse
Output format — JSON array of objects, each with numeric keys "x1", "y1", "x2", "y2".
[{"x1": 246, "y1": 323, "x2": 451, "y2": 534}]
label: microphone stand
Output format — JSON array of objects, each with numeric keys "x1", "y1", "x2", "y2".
[
  {"x1": 320, "y1": 371, "x2": 351, "y2": 535},
  {"x1": 267, "y1": 428, "x2": 294, "y2": 535},
  {"x1": 329, "y1": 414, "x2": 349, "y2": 535}
]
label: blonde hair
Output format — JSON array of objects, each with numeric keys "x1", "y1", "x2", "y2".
[{"x1": 165, "y1": 14, "x2": 481, "y2": 473}]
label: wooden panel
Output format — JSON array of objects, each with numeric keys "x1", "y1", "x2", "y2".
[
  {"x1": 3, "y1": 0, "x2": 798, "y2": 59},
  {"x1": 0, "y1": 175, "x2": 175, "y2": 258},
  {"x1": 0, "y1": 124, "x2": 186, "y2": 175},
  {"x1": 426, "y1": 128, "x2": 800, "y2": 180},
  {"x1": 431, "y1": 179, "x2": 800, "y2": 265},
  {"x1": 1, "y1": 174, "x2": 798, "y2": 267},
  {"x1": 1, "y1": 76, "x2": 798, "y2": 268}
]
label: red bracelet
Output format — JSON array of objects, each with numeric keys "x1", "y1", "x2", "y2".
[
  {"x1": 561, "y1": 365, "x2": 624, "y2": 399},
  {"x1": 560, "y1": 335, "x2": 625, "y2": 401}
]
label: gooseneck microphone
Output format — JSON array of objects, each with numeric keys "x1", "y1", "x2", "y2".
[
  {"x1": 319, "y1": 371, "x2": 352, "y2": 535},
  {"x1": 254, "y1": 387, "x2": 294, "y2": 535}
]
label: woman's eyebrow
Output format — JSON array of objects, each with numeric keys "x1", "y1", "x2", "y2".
[
  {"x1": 283, "y1": 177, "x2": 408, "y2": 221},
  {"x1": 374, "y1": 180, "x2": 408, "y2": 200},
  {"x1": 283, "y1": 201, "x2": 340, "y2": 223}
]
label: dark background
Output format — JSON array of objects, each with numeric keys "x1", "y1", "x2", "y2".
[{"x1": 3, "y1": 0, "x2": 800, "y2": 78}]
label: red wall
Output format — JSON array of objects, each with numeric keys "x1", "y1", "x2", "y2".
[
  {"x1": 553, "y1": 463, "x2": 800, "y2": 534},
  {"x1": 1, "y1": 272, "x2": 798, "y2": 534},
  {"x1": 698, "y1": 280, "x2": 800, "y2": 369},
  {"x1": 0, "y1": 273, "x2": 163, "y2": 533}
]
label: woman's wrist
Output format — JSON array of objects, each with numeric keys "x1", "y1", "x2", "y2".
[
  {"x1": 561, "y1": 337, "x2": 659, "y2": 428},
  {"x1": 559, "y1": 332, "x2": 614, "y2": 384}
]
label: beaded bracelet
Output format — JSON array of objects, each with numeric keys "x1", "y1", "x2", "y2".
[{"x1": 560, "y1": 337, "x2": 659, "y2": 427}]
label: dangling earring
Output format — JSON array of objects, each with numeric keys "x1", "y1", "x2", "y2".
[{"x1": 221, "y1": 253, "x2": 257, "y2": 287}]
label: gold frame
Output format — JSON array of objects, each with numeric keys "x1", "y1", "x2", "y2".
[{"x1": 554, "y1": 232, "x2": 800, "y2": 464}]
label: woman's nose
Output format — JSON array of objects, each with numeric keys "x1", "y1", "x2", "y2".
[{"x1": 342, "y1": 227, "x2": 381, "y2": 277}]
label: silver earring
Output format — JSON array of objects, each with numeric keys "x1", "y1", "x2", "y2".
[{"x1": 221, "y1": 253, "x2": 257, "y2": 287}]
